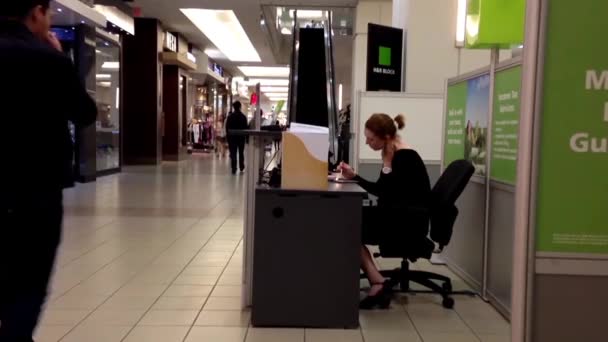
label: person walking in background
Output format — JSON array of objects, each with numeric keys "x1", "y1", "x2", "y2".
[
  {"x1": 226, "y1": 101, "x2": 248, "y2": 174},
  {"x1": 1, "y1": 1, "x2": 97, "y2": 340}
]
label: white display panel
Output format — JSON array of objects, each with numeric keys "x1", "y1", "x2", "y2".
[{"x1": 357, "y1": 92, "x2": 444, "y2": 162}]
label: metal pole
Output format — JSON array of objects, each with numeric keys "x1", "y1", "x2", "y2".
[
  {"x1": 481, "y1": 48, "x2": 500, "y2": 301},
  {"x1": 242, "y1": 83, "x2": 263, "y2": 308},
  {"x1": 512, "y1": 0, "x2": 545, "y2": 340}
]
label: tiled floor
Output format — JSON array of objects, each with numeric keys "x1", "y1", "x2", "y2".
[{"x1": 33, "y1": 155, "x2": 510, "y2": 342}]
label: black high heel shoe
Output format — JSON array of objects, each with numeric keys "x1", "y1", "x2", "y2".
[{"x1": 360, "y1": 280, "x2": 393, "y2": 310}]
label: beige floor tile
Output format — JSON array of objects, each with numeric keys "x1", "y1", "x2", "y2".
[
  {"x1": 165, "y1": 284, "x2": 213, "y2": 297},
  {"x1": 182, "y1": 266, "x2": 225, "y2": 276},
  {"x1": 60, "y1": 323, "x2": 132, "y2": 342},
  {"x1": 218, "y1": 275, "x2": 243, "y2": 285},
  {"x1": 304, "y1": 328, "x2": 363, "y2": 342},
  {"x1": 465, "y1": 319, "x2": 511, "y2": 335},
  {"x1": 359, "y1": 310, "x2": 416, "y2": 331},
  {"x1": 173, "y1": 274, "x2": 220, "y2": 285},
  {"x1": 246, "y1": 328, "x2": 304, "y2": 342},
  {"x1": 123, "y1": 326, "x2": 189, "y2": 342},
  {"x1": 420, "y1": 332, "x2": 481, "y2": 342},
  {"x1": 211, "y1": 285, "x2": 243, "y2": 297},
  {"x1": 185, "y1": 327, "x2": 248, "y2": 342},
  {"x1": 204, "y1": 296, "x2": 243, "y2": 310},
  {"x1": 362, "y1": 330, "x2": 422, "y2": 342},
  {"x1": 83, "y1": 309, "x2": 146, "y2": 326},
  {"x1": 152, "y1": 296, "x2": 207, "y2": 310},
  {"x1": 100, "y1": 296, "x2": 157, "y2": 310},
  {"x1": 115, "y1": 284, "x2": 168, "y2": 297},
  {"x1": 139, "y1": 310, "x2": 199, "y2": 326},
  {"x1": 34, "y1": 325, "x2": 73, "y2": 342},
  {"x1": 39, "y1": 309, "x2": 91, "y2": 326},
  {"x1": 195, "y1": 310, "x2": 251, "y2": 326},
  {"x1": 478, "y1": 334, "x2": 511, "y2": 342},
  {"x1": 49, "y1": 294, "x2": 108, "y2": 310}
]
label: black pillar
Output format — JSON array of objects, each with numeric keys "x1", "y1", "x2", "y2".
[{"x1": 123, "y1": 18, "x2": 163, "y2": 165}]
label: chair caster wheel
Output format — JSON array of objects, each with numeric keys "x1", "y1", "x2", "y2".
[
  {"x1": 442, "y1": 282, "x2": 453, "y2": 293},
  {"x1": 442, "y1": 297, "x2": 455, "y2": 309}
]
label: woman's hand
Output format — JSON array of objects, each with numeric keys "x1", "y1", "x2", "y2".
[{"x1": 338, "y1": 162, "x2": 356, "y2": 180}]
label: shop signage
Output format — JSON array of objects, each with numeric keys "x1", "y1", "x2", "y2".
[
  {"x1": 535, "y1": 0, "x2": 608, "y2": 254},
  {"x1": 211, "y1": 62, "x2": 223, "y2": 77},
  {"x1": 187, "y1": 52, "x2": 196, "y2": 63},
  {"x1": 490, "y1": 65, "x2": 521, "y2": 184},
  {"x1": 465, "y1": 0, "x2": 525, "y2": 49},
  {"x1": 366, "y1": 23, "x2": 403, "y2": 92},
  {"x1": 443, "y1": 73, "x2": 490, "y2": 176},
  {"x1": 164, "y1": 32, "x2": 177, "y2": 52}
]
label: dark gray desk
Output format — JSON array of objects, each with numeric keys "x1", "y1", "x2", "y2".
[{"x1": 251, "y1": 183, "x2": 367, "y2": 328}]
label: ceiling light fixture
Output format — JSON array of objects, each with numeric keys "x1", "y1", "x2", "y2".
[
  {"x1": 181, "y1": 9, "x2": 261, "y2": 62},
  {"x1": 455, "y1": 0, "x2": 467, "y2": 47},
  {"x1": 238, "y1": 66, "x2": 290, "y2": 78},
  {"x1": 102, "y1": 62, "x2": 120, "y2": 70},
  {"x1": 96, "y1": 74, "x2": 111, "y2": 80},
  {"x1": 204, "y1": 48, "x2": 225, "y2": 60}
]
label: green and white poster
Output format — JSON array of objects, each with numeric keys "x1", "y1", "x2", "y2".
[
  {"x1": 491, "y1": 66, "x2": 522, "y2": 184},
  {"x1": 443, "y1": 74, "x2": 490, "y2": 175},
  {"x1": 444, "y1": 82, "x2": 467, "y2": 166},
  {"x1": 536, "y1": 0, "x2": 608, "y2": 254}
]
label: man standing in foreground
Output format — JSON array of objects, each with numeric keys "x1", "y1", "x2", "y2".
[
  {"x1": 226, "y1": 101, "x2": 249, "y2": 174},
  {"x1": 0, "y1": 1, "x2": 97, "y2": 340}
]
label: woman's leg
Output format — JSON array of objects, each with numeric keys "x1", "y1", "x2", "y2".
[{"x1": 361, "y1": 245, "x2": 385, "y2": 295}]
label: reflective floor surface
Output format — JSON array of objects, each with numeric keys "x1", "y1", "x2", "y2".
[{"x1": 35, "y1": 155, "x2": 510, "y2": 342}]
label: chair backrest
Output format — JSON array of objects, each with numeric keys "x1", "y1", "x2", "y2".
[{"x1": 429, "y1": 160, "x2": 474, "y2": 248}]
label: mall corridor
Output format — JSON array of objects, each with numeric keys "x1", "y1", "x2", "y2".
[{"x1": 33, "y1": 156, "x2": 509, "y2": 342}]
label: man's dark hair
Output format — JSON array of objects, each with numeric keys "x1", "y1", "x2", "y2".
[
  {"x1": 233, "y1": 101, "x2": 242, "y2": 111},
  {"x1": 1, "y1": 0, "x2": 51, "y2": 19}
]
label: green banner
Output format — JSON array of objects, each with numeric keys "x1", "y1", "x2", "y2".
[
  {"x1": 536, "y1": 0, "x2": 608, "y2": 254},
  {"x1": 466, "y1": 0, "x2": 525, "y2": 49},
  {"x1": 444, "y1": 82, "x2": 467, "y2": 166},
  {"x1": 491, "y1": 65, "x2": 522, "y2": 184}
]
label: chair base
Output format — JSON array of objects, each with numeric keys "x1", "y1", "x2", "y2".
[{"x1": 362, "y1": 260, "x2": 476, "y2": 309}]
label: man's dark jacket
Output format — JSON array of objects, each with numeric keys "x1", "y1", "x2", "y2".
[
  {"x1": 0, "y1": 20, "x2": 97, "y2": 197},
  {"x1": 225, "y1": 110, "x2": 248, "y2": 144}
]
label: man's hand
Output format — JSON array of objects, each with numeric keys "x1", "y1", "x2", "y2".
[{"x1": 46, "y1": 32, "x2": 63, "y2": 52}]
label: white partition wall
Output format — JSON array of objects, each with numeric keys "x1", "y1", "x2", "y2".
[{"x1": 356, "y1": 92, "x2": 444, "y2": 165}]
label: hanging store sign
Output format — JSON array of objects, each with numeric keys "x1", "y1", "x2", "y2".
[
  {"x1": 164, "y1": 32, "x2": 177, "y2": 52},
  {"x1": 366, "y1": 23, "x2": 403, "y2": 92}
]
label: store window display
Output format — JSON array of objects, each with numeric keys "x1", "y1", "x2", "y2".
[{"x1": 95, "y1": 37, "x2": 121, "y2": 172}]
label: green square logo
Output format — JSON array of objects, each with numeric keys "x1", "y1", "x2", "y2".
[{"x1": 379, "y1": 46, "x2": 391, "y2": 66}]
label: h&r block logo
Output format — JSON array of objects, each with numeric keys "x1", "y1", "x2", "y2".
[{"x1": 379, "y1": 46, "x2": 392, "y2": 66}]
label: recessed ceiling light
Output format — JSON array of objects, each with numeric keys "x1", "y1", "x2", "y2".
[
  {"x1": 239, "y1": 66, "x2": 290, "y2": 78},
  {"x1": 96, "y1": 74, "x2": 111, "y2": 79},
  {"x1": 102, "y1": 62, "x2": 120, "y2": 70},
  {"x1": 181, "y1": 9, "x2": 261, "y2": 62},
  {"x1": 204, "y1": 48, "x2": 224, "y2": 59},
  {"x1": 97, "y1": 81, "x2": 111, "y2": 87}
]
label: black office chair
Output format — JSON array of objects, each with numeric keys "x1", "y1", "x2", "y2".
[{"x1": 363, "y1": 160, "x2": 475, "y2": 309}]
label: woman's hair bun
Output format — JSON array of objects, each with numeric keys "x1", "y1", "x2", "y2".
[{"x1": 394, "y1": 114, "x2": 406, "y2": 130}]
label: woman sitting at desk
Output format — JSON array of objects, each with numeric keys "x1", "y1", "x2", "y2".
[{"x1": 338, "y1": 113, "x2": 431, "y2": 309}]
